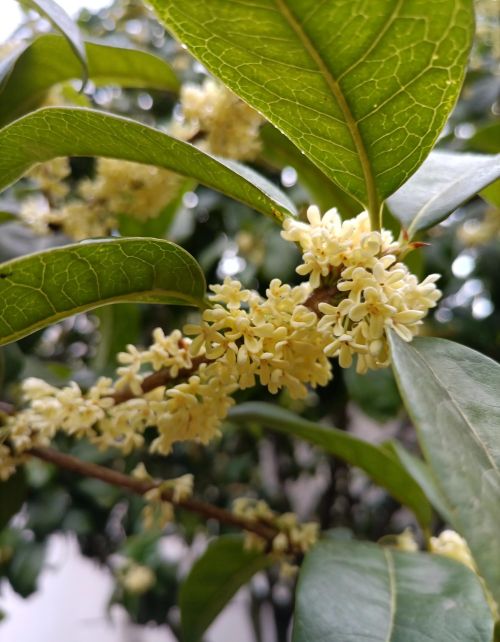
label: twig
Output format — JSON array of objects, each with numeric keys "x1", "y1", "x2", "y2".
[
  {"x1": 29, "y1": 446, "x2": 278, "y2": 543},
  {"x1": 110, "y1": 354, "x2": 209, "y2": 404}
]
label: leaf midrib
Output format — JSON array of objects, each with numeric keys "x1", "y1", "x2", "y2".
[
  {"x1": 273, "y1": 0, "x2": 379, "y2": 217},
  {"x1": 406, "y1": 342, "x2": 498, "y2": 474}
]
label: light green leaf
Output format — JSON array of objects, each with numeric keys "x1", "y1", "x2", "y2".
[
  {"x1": 151, "y1": 0, "x2": 474, "y2": 215},
  {"x1": 0, "y1": 34, "x2": 179, "y2": 127},
  {"x1": 259, "y1": 124, "x2": 359, "y2": 216},
  {"x1": 180, "y1": 535, "x2": 271, "y2": 642},
  {"x1": 0, "y1": 107, "x2": 295, "y2": 223},
  {"x1": 22, "y1": 0, "x2": 88, "y2": 84},
  {"x1": 388, "y1": 151, "x2": 500, "y2": 236},
  {"x1": 228, "y1": 402, "x2": 432, "y2": 527},
  {"x1": 293, "y1": 539, "x2": 494, "y2": 642},
  {"x1": 389, "y1": 333, "x2": 500, "y2": 605},
  {"x1": 0, "y1": 237, "x2": 206, "y2": 347}
]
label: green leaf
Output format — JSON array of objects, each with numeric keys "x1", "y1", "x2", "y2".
[
  {"x1": 228, "y1": 402, "x2": 432, "y2": 528},
  {"x1": 343, "y1": 365, "x2": 401, "y2": 422},
  {"x1": 259, "y1": 124, "x2": 359, "y2": 216},
  {"x1": 383, "y1": 441, "x2": 452, "y2": 523},
  {"x1": 0, "y1": 107, "x2": 295, "y2": 223},
  {"x1": 22, "y1": 0, "x2": 88, "y2": 85},
  {"x1": 0, "y1": 470, "x2": 27, "y2": 531},
  {"x1": 0, "y1": 34, "x2": 179, "y2": 127},
  {"x1": 180, "y1": 535, "x2": 271, "y2": 642},
  {"x1": 0, "y1": 237, "x2": 206, "y2": 347},
  {"x1": 387, "y1": 151, "x2": 500, "y2": 236},
  {"x1": 7, "y1": 540, "x2": 45, "y2": 598},
  {"x1": 389, "y1": 333, "x2": 500, "y2": 605},
  {"x1": 293, "y1": 539, "x2": 494, "y2": 642},
  {"x1": 151, "y1": 0, "x2": 474, "y2": 214}
]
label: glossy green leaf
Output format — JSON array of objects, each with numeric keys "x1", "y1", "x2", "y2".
[
  {"x1": 388, "y1": 151, "x2": 500, "y2": 236},
  {"x1": 389, "y1": 333, "x2": 500, "y2": 605},
  {"x1": 180, "y1": 535, "x2": 271, "y2": 642},
  {"x1": 0, "y1": 108, "x2": 295, "y2": 223},
  {"x1": 151, "y1": 0, "x2": 474, "y2": 214},
  {"x1": 0, "y1": 34, "x2": 179, "y2": 127},
  {"x1": 23, "y1": 0, "x2": 88, "y2": 83},
  {"x1": 293, "y1": 539, "x2": 494, "y2": 642},
  {"x1": 259, "y1": 124, "x2": 359, "y2": 216},
  {"x1": 0, "y1": 237, "x2": 206, "y2": 347},
  {"x1": 228, "y1": 402, "x2": 432, "y2": 527}
]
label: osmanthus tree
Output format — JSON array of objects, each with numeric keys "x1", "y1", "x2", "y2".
[{"x1": 0, "y1": 0, "x2": 499, "y2": 640}]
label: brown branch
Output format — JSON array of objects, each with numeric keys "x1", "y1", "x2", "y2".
[
  {"x1": 29, "y1": 446, "x2": 278, "y2": 543},
  {"x1": 304, "y1": 285, "x2": 339, "y2": 315},
  {"x1": 110, "y1": 354, "x2": 209, "y2": 404}
]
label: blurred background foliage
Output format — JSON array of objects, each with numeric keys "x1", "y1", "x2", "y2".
[{"x1": 0, "y1": 0, "x2": 498, "y2": 638}]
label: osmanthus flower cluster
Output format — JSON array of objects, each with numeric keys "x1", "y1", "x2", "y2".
[
  {"x1": 19, "y1": 79, "x2": 263, "y2": 239},
  {"x1": 233, "y1": 498, "x2": 319, "y2": 575},
  {"x1": 0, "y1": 207, "x2": 441, "y2": 481},
  {"x1": 282, "y1": 207, "x2": 441, "y2": 373}
]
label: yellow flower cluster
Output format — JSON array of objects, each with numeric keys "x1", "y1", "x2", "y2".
[
  {"x1": 185, "y1": 278, "x2": 331, "y2": 400},
  {"x1": 0, "y1": 326, "x2": 238, "y2": 479},
  {"x1": 282, "y1": 206, "x2": 441, "y2": 373},
  {"x1": 430, "y1": 529, "x2": 475, "y2": 570},
  {"x1": 118, "y1": 562, "x2": 156, "y2": 595},
  {"x1": 176, "y1": 78, "x2": 264, "y2": 161},
  {"x1": 233, "y1": 497, "x2": 318, "y2": 575},
  {"x1": 132, "y1": 462, "x2": 194, "y2": 530},
  {"x1": 20, "y1": 158, "x2": 184, "y2": 240}
]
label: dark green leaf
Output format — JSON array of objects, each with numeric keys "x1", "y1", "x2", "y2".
[
  {"x1": 388, "y1": 151, "x2": 500, "y2": 236},
  {"x1": 8, "y1": 540, "x2": 45, "y2": 598},
  {"x1": 23, "y1": 0, "x2": 88, "y2": 84},
  {"x1": 343, "y1": 365, "x2": 401, "y2": 422},
  {"x1": 0, "y1": 237, "x2": 206, "y2": 346},
  {"x1": 0, "y1": 34, "x2": 179, "y2": 127},
  {"x1": 180, "y1": 535, "x2": 271, "y2": 642},
  {"x1": 151, "y1": 0, "x2": 473, "y2": 212},
  {"x1": 0, "y1": 108, "x2": 296, "y2": 223},
  {"x1": 0, "y1": 470, "x2": 27, "y2": 531},
  {"x1": 228, "y1": 402, "x2": 432, "y2": 527},
  {"x1": 293, "y1": 539, "x2": 494, "y2": 642},
  {"x1": 259, "y1": 124, "x2": 359, "y2": 216},
  {"x1": 389, "y1": 333, "x2": 500, "y2": 605}
]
